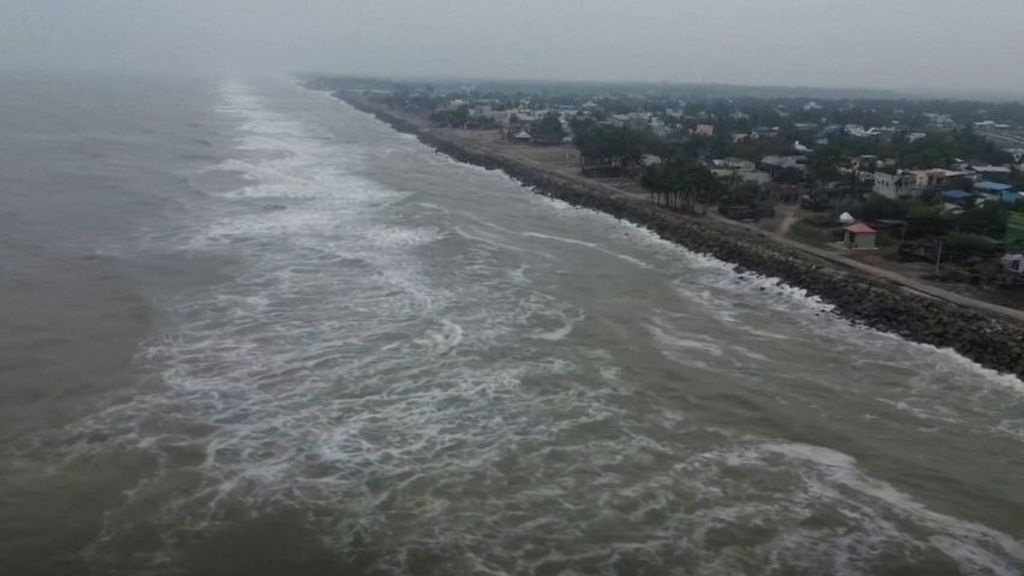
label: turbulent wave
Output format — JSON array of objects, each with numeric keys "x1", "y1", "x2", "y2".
[{"x1": 18, "y1": 81, "x2": 1023, "y2": 575}]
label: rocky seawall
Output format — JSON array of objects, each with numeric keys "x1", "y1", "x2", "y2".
[{"x1": 339, "y1": 94, "x2": 1024, "y2": 378}]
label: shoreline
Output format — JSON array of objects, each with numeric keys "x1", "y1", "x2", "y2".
[{"x1": 334, "y1": 92, "x2": 1024, "y2": 379}]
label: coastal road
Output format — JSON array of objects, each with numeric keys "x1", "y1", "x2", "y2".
[{"x1": 707, "y1": 213, "x2": 1024, "y2": 323}]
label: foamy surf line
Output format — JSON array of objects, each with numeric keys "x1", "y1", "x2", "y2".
[
  {"x1": 11, "y1": 80, "x2": 1020, "y2": 575},
  {"x1": 58, "y1": 82, "x2": 607, "y2": 549},
  {"x1": 480, "y1": 167, "x2": 1024, "y2": 395},
  {"x1": 331, "y1": 89, "x2": 1024, "y2": 388}
]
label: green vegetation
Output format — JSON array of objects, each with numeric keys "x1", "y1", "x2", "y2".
[
  {"x1": 945, "y1": 233, "x2": 1000, "y2": 252},
  {"x1": 641, "y1": 161, "x2": 719, "y2": 195},
  {"x1": 1006, "y1": 212, "x2": 1024, "y2": 247},
  {"x1": 530, "y1": 112, "x2": 567, "y2": 144},
  {"x1": 790, "y1": 220, "x2": 834, "y2": 245},
  {"x1": 570, "y1": 119, "x2": 647, "y2": 165}
]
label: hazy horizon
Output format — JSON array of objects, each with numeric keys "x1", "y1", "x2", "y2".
[
  {"x1": 4, "y1": 1, "x2": 1022, "y2": 98},
  {"x1": 4, "y1": 4, "x2": 1024, "y2": 573}
]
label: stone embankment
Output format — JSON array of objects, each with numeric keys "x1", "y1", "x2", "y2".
[{"x1": 340, "y1": 94, "x2": 1024, "y2": 378}]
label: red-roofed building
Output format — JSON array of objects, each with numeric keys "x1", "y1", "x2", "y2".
[{"x1": 844, "y1": 222, "x2": 877, "y2": 250}]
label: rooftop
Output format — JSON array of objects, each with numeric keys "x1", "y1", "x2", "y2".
[
  {"x1": 971, "y1": 165, "x2": 1012, "y2": 174},
  {"x1": 974, "y1": 181, "x2": 1014, "y2": 193},
  {"x1": 942, "y1": 190, "x2": 973, "y2": 200},
  {"x1": 845, "y1": 222, "x2": 876, "y2": 235}
]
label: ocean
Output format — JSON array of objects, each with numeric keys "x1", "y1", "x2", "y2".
[{"x1": 1, "y1": 73, "x2": 1022, "y2": 575}]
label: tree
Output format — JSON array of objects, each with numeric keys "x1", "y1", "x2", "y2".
[
  {"x1": 572, "y1": 120, "x2": 645, "y2": 164},
  {"x1": 643, "y1": 160, "x2": 722, "y2": 212},
  {"x1": 531, "y1": 112, "x2": 567, "y2": 144},
  {"x1": 1010, "y1": 169, "x2": 1024, "y2": 192},
  {"x1": 807, "y1": 146, "x2": 843, "y2": 184},
  {"x1": 772, "y1": 167, "x2": 805, "y2": 185},
  {"x1": 955, "y1": 203, "x2": 1008, "y2": 239},
  {"x1": 844, "y1": 195, "x2": 906, "y2": 221}
]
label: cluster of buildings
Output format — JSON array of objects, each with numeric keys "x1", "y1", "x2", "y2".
[
  {"x1": 437, "y1": 97, "x2": 733, "y2": 144},
  {"x1": 435, "y1": 96, "x2": 1023, "y2": 212},
  {"x1": 867, "y1": 163, "x2": 1019, "y2": 206}
]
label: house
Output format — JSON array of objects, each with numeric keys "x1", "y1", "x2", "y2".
[
  {"x1": 844, "y1": 222, "x2": 877, "y2": 250},
  {"x1": 906, "y1": 169, "x2": 967, "y2": 190},
  {"x1": 873, "y1": 171, "x2": 918, "y2": 199},
  {"x1": 761, "y1": 155, "x2": 806, "y2": 169},
  {"x1": 1001, "y1": 254, "x2": 1024, "y2": 275},
  {"x1": 872, "y1": 219, "x2": 909, "y2": 241},
  {"x1": 851, "y1": 155, "x2": 879, "y2": 173},
  {"x1": 650, "y1": 118, "x2": 671, "y2": 138},
  {"x1": 973, "y1": 181, "x2": 1017, "y2": 203},
  {"x1": 642, "y1": 154, "x2": 663, "y2": 168},
  {"x1": 941, "y1": 190, "x2": 973, "y2": 206},
  {"x1": 468, "y1": 100, "x2": 497, "y2": 117},
  {"x1": 968, "y1": 164, "x2": 1013, "y2": 177},
  {"x1": 976, "y1": 121, "x2": 1012, "y2": 130},
  {"x1": 739, "y1": 171, "x2": 773, "y2": 186},
  {"x1": 924, "y1": 113, "x2": 955, "y2": 128},
  {"x1": 713, "y1": 158, "x2": 756, "y2": 172},
  {"x1": 605, "y1": 113, "x2": 650, "y2": 131},
  {"x1": 694, "y1": 124, "x2": 715, "y2": 137},
  {"x1": 751, "y1": 126, "x2": 781, "y2": 140},
  {"x1": 816, "y1": 125, "x2": 843, "y2": 142},
  {"x1": 845, "y1": 124, "x2": 870, "y2": 138},
  {"x1": 713, "y1": 167, "x2": 772, "y2": 186}
]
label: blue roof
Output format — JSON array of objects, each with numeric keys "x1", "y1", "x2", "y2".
[
  {"x1": 942, "y1": 190, "x2": 972, "y2": 200},
  {"x1": 974, "y1": 181, "x2": 1014, "y2": 193},
  {"x1": 1001, "y1": 191, "x2": 1024, "y2": 204}
]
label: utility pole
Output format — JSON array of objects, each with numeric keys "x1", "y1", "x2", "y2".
[{"x1": 935, "y1": 238, "x2": 944, "y2": 275}]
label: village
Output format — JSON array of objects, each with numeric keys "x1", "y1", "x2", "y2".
[{"x1": 312, "y1": 76, "x2": 1024, "y2": 307}]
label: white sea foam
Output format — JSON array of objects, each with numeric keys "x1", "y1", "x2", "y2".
[
  {"x1": 26, "y1": 81, "x2": 1023, "y2": 575},
  {"x1": 57, "y1": 83, "x2": 627, "y2": 569},
  {"x1": 647, "y1": 322, "x2": 725, "y2": 357},
  {"x1": 522, "y1": 231, "x2": 653, "y2": 269},
  {"x1": 531, "y1": 310, "x2": 585, "y2": 342},
  {"x1": 678, "y1": 441, "x2": 1024, "y2": 575}
]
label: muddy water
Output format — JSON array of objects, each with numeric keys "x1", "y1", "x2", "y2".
[{"x1": 1, "y1": 75, "x2": 1022, "y2": 575}]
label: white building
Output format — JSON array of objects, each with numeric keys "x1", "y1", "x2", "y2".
[
  {"x1": 969, "y1": 164, "x2": 1013, "y2": 177},
  {"x1": 906, "y1": 169, "x2": 968, "y2": 190},
  {"x1": 1001, "y1": 254, "x2": 1024, "y2": 275},
  {"x1": 873, "y1": 171, "x2": 918, "y2": 199}
]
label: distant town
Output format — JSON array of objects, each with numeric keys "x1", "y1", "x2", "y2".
[{"x1": 309, "y1": 75, "x2": 1024, "y2": 308}]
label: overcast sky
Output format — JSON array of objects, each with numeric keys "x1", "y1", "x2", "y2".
[{"x1": 2, "y1": 0, "x2": 1021, "y2": 94}]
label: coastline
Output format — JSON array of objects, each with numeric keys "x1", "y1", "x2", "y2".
[{"x1": 334, "y1": 91, "x2": 1024, "y2": 379}]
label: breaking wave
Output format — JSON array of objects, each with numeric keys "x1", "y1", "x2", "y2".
[{"x1": 20, "y1": 81, "x2": 1023, "y2": 575}]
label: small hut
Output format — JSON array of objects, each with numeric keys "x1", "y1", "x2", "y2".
[{"x1": 843, "y1": 222, "x2": 877, "y2": 250}]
